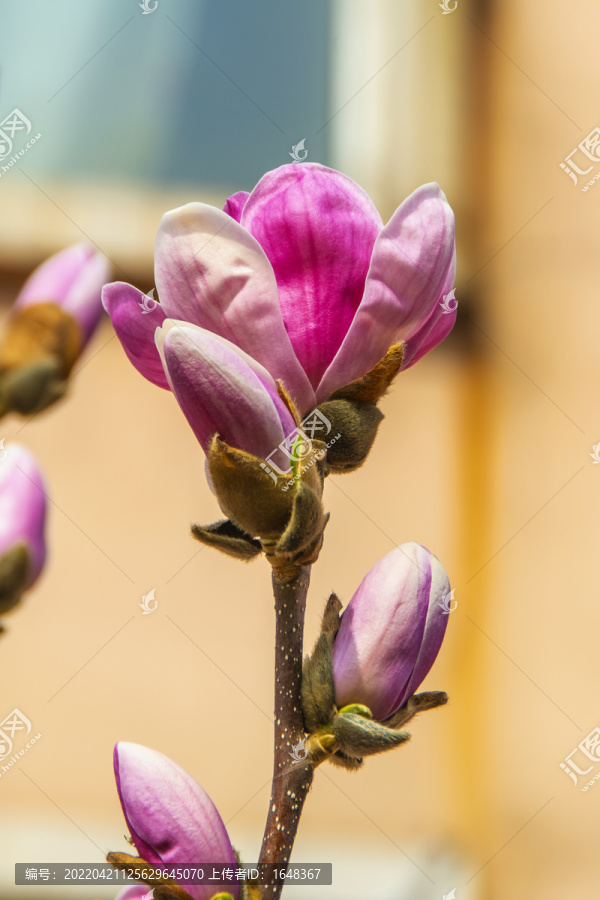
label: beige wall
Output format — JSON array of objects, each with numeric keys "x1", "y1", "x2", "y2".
[{"x1": 466, "y1": 1, "x2": 600, "y2": 897}]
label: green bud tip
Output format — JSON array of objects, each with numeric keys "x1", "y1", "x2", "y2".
[{"x1": 338, "y1": 703, "x2": 373, "y2": 719}]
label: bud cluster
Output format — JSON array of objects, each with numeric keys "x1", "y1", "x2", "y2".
[{"x1": 301, "y1": 544, "x2": 450, "y2": 769}]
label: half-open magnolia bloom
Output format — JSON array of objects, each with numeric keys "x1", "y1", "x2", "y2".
[
  {"x1": 114, "y1": 742, "x2": 238, "y2": 900},
  {"x1": 103, "y1": 163, "x2": 456, "y2": 450},
  {"x1": 0, "y1": 442, "x2": 47, "y2": 613},
  {"x1": 332, "y1": 542, "x2": 451, "y2": 721},
  {"x1": 0, "y1": 243, "x2": 109, "y2": 416}
]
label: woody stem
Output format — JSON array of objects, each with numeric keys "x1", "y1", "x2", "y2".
[{"x1": 257, "y1": 564, "x2": 314, "y2": 899}]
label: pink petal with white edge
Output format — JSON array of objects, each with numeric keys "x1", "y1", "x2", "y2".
[
  {"x1": 316, "y1": 183, "x2": 456, "y2": 400},
  {"x1": 156, "y1": 320, "x2": 296, "y2": 459},
  {"x1": 154, "y1": 202, "x2": 315, "y2": 413},
  {"x1": 102, "y1": 282, "x2": 168, "y2": 389},
  {"x1": 114, "y1": 743, "x2": 238, "y2": 900},
  {"x1": 241, "y1": 164, "x2": 382, "y2": 392}
]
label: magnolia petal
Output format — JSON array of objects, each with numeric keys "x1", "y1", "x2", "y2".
[
  {"x1": 222, "y1": 190, "x2": 250, "y2": 222},
  {"x1": 400, "y1": 553, "x2": 450, "y2": 704},
  {"x1": 114, "y1": 743, "x2": 238, "y2": 900},
  {"x1": 60, "y1": 249, "x2": 110, "y2": 345},
  {"x1": 156, "y1": 320, "x2": 296, "y2": 459},
  {"x1": 403, "y1": 304, "x2": 456, "y2": 370},
  {"x1": 16, "y1": 243, "x2": 93, "y2": 308},
  {"x1": 317, "y1": 184, "x2": 455, "y2": 400},
  {"x1": 0, "y1": 442, "x2": 47, "y2": 585},
  {"x1": 16, "y1": 243, "x2": 109, "y2": 346},
  {"x1": 154, "y1": 202, "x2": 315, "y2": 413},
  {"x1": 240, "y1": 163, "x2": 382, "y2": 391},
  {"x1": 401, "y1": 246, "x2": 457, "y2": 369},
  {"x1": 102, "y1": 282, "x2": 169, "y2": 389},
  {"x1": 332, "y1": 543, "x2": 440, "y2": 721}
]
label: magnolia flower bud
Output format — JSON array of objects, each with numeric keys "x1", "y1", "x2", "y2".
[
  {"x1": 155, "y1": 320, "x2": 295, "y2": 462},
  {"x1": 332, "y1": 542, "x2": 450, "y2": 721},
  {"x1": 14, "y1": 243, "x2": 109, "y2": 345},
  {"x1": 0, "y1": 244, "x2": 109, "y2": 416},
  {"x1": 113, "y1": 743, "x2": 238, "y2": 900},
  {"x1": 0, "y1": 443, "x2": 47, "y2": 614}
]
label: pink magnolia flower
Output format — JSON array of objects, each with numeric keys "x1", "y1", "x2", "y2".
[
  {"x1": 0, "y1": 442, "x2": 47, "y2": 610},
  {"x1": 332, "y1": 542, "x2": 451, "y2": 721},
  {"x1": 15, "y1": 242, "x2": 109, "y2": 348},
  {"x1": 103, "y1": 164, "x2": 455, "y2": 454},
  {"x1": 114, "y1": 742, "x2": 238, "y2": 900}
]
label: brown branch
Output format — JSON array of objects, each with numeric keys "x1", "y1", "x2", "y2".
[{"x1": 257, "y1": 564, "x2": 314, "y2": 899}]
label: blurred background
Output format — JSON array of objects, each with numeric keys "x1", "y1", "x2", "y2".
[{"x1": 1, "y1": 0, "x2": 598, "y2": 898}]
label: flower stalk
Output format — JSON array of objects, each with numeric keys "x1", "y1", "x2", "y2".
[{"x1": 257, "y1": 564, "x2": 313, "y2": 900}]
